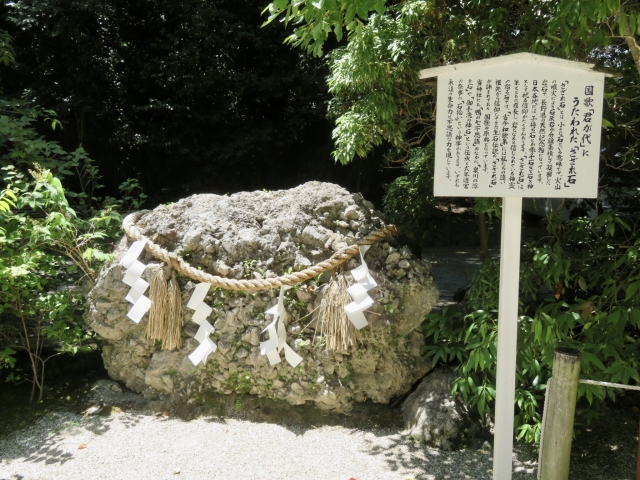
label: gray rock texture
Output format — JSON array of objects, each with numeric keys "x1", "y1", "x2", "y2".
[
  {"x1": 86, "y1": 181, "x2": 438, "y2": 412},
  {"x1": 403, "y1": 367, "x2": 482, "y2": 449}
]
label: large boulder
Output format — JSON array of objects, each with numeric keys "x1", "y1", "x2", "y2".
[{"x1": 86, "y1": 181, "x2": 438, "y2": 413}]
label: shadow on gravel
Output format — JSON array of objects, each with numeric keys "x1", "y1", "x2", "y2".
[
  {"x1": 356, "y1": 430, "x2": 538, "y2": 480},
  {"x1": 164, "y1": 389, "x2": 404, "y2": 435},
  {"x1": 0, "y1": 351, "x2": 109, "y2": 439},
  {"x1": 24, "y1": 437, "x2": 74, "y2": 466}
]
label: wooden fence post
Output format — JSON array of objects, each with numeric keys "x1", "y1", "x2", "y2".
[{"x1": 539, "y1": 347, "x2": 582, "y2": 480}]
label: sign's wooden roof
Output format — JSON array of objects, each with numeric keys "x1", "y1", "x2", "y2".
[{"x1": 419, "y1": 52, "x2": 614, "y2": 79}]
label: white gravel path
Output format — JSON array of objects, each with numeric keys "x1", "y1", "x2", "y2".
[{"x1": 0, "y1": 410, "x2": 539, "y2": 480}]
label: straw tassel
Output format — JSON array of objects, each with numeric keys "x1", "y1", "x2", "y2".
[
  {"x1": 163, "y1": 271, "x2": 183, "y2": 350},
  {"x1": 147, "y1": 265, "x2": 183, "y2": 350},
  {"x1": 147, "y1": 265, "x2": 168, "y2": 343},
  {"x1": 315, "y1": 271, "x2": 358, "y2": 352}
]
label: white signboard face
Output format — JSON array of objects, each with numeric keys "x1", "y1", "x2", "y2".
[{"x1": 434, "y1": 64, "x2": 604, "y2": 198}]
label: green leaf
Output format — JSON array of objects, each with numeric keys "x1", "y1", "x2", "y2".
[
  {"x1": 582, "y1": 351, "x2": 606, "y2": 371},
  {"x1": 618, "y1": 13, "x2": 628, "y2": 36},
  {"x1": 626, "y1": 281, "x2": 640, "y2": 301},
  {"x1": 601, "y1": 118, "x2": 614, "y2": 129}
]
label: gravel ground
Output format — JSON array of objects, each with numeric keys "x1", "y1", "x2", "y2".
[
  {"x1": 2, "y1": 385, "x2": 639, "y2": 480},
  {"x1": 0, "y1": 409, "x2": 541, "y2": 480}
]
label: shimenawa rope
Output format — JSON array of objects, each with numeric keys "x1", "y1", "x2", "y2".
[
  {"x1": 578, "y1": 379, "x2": 640, "y2": 391},
  {"x1": 123, "y1": 211, "x2": 399, "y2": 292}
]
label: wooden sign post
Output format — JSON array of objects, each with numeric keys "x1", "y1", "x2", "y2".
[{"x1": 420, "y1": 53, "x2": 610, "y2": 480}]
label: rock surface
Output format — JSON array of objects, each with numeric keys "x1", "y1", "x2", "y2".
[
  {"x1": 86, "y1": 182, "x2": 438, "y2": 412},
  {"x1": 403, "y1": 367, "x2": 482, "y2": 449}
]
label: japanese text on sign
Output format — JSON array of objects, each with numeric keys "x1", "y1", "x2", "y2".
[{"x1": 434, "y1": 65, "x2": 604, "y2": 198}]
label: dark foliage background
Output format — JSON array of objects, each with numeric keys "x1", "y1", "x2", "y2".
[{"x1": 0, "y1": 0, "x2": 393, "y2": 204}]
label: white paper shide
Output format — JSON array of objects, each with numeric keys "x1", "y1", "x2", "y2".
[
  {"x1": 259, "y1": 286, "x2": 303, "y2": 368},
  {"x1": 186, "y1": 282, "x2": 217, "y2": 366},
  {"x1": 120, "y1": 240, "x2": 151, "y2": 323},
  {"x1": 344, "y1": 245, "x2": 377, "y2": 330}
]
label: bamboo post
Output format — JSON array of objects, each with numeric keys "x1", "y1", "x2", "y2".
[{"x1": 539, "y1": 347, "x2": 582, "y2": 480}]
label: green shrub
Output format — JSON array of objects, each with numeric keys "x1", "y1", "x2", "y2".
[
  {"x1": 382, "y1": 145, "x2": 435, "y2": 245},
  {"x1": 0, "y1": 78, "x2": 145, "y2": 403},
  {"x1": 423, "y1": 211, "x2": 640, "y2": 443}
]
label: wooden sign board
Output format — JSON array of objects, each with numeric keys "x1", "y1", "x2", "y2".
[
  {"x1": 421, "y1": 53, "x2": 610, "y2": 480},
  {"x1": 428, "y1": 54, "x2": 607, "y2": 199}
]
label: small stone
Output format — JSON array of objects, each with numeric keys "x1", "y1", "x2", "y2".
[
  {"x1": 287, "y1": 324, "x2": 302, "y2": 335},
  {"x1": 217, "y1": 261, "x2": 231, "y2": 276},
  {"x1": 183, "y1": 229, "x2": 202, "y2": 251},
  {"x1": 294, "y1": 253, "x2": 312, "y2": 268},
  {"x1": 398, "y1": 259, "x2": 411, "y2": 269},
  {"x1": 332, "y1": 241, "x2": 348, "y2": 251},
  {"x1": 323, "y1": 364, "x2": 335, "y2": 375},
  {"x1": 221, "y1": 242, "x2": 236, "y2": 256},
  {"x1": 241, "y1": 327, "x2": 260, "y2": 346},
  {"x1": 293, "y1": 338, "x2": 309, "y2": 351},
  {"x1": 296, "y1": 289, "x2": 312, "y2": 303},
  {"x1": 290, "y1": 382, "x2": 304, "y2": 393},
  {"x1": 400, "y1": 245, "x2": 412, "y2": 259},
  {"x1": 386, "y1": 252, "x2": 401, "y2": 264},
  {"x1": 345, "y1": 235, "x2": 357, "y2": 245},
  {"x1": 237, "y1": 228, "x2": 259, "y2": 249},
  {"x1": 217, "y1": 335, "x2": 234, "y2": 353},
  {"x1": 342, "y1": 205, "x2": 360, "y2": 220},
  {"x1": 235, "y1": 348, "x2": 249, "y2": 359},
  {"x1": 301, "y1": 225, "x2": 330, "y2": 247},
  {"x1": 83, "y1": 404, "x2": 105, "y2": 416},
  {"x1": 316, "y1": 389, "x2": 337, "y2": 404}
]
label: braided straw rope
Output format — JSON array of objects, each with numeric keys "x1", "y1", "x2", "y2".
[{"x1": 122, "y1": 212, "x2": 399, "y2": 292}]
